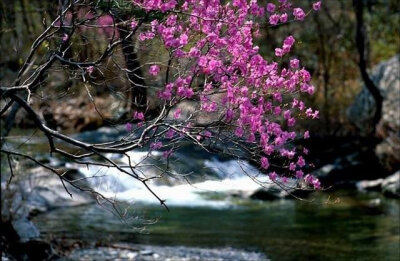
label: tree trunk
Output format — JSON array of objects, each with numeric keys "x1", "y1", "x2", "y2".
[
  {"x1": 118, "y1": 28, "x2": 147, "y2": 112},
  {"x1": 353, "y1": 0, "x2": 383, "y2": 133}
]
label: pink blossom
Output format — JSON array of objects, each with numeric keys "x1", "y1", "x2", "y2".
[
  {"x1": 226, "y1": 109, "x2": 234, "y2": 121},
  {"x1": 304, "y1": 130, "x2": 310, "y2": 139},
  {"x1": 247, "y1": 133, "x2": 255, "y2": 142},
  {"x1": 133, "y1": 111, "x2": 144, "y2": 121},
  {"x1": 284, "y1": 35, "x2": 295, "y2": 46},
  {"x1": 306, "y1": 108, "x2": 314, "y2": 117},
  {"x1": 275, "y1": 48, "x2": 284, "y2": 57},
  {"x1": 150, "y1": 141, "x2": 163, "y2": 150},
  {"x1": 305, "y1": 174, "x2": 320, "y2": 189},
  {"x1": 183, "y1": 88, "x2": 194, "y2": 98},
  {"x1": 313, "y1": 179, "x2": 321, "y2": 189},
  {"x1": 269, "y1": 172, "x2": 277, "y2": 181},
  {"x1": 198, "y1": 56, "x2": 208, "y2": 67},
  {"x1": 149, "y1": 65, "x2": 160, "y2": 76},
  {"x1": 62, "y1": 34, "x2": 69, "y2": 41},
  {"x1": 189, "y1": 47, "x2": 200, "y2": 57},
  {"x1": 235, "y1": 127, "x2": 244, "y2": 137},
  {"x1": 295, "y1": 170, "x2": 304, "y2": 179},
  {"x1": 139, "y1": 33, "x2": 147, "y2": 41},
  {"x1": 125, "y1": 122, "x2": 132, "y2": 132},
  {"x1": 173, "y1": 108, "x2": 182, "y2": 119},
  {"x1": 165, "y1": 128, "x2": 176, "y2": 139},
  {"x1": 273, "y1": 106, "x2": 281, "y2": 115},
  {"x1": 261, "y1": 157, "x2": 270, "y2": 169},
  {"x1": 313, "y1": 1, "x2": 322, "y2": 11},
  {"x1": 289, "y1": 162, "x2": 296, "y2": 171},
  {"x1": 297, "y1": 156, "x2": 306, "y2": 167},
  {"x1": 269, "y1": 14, "x2": 280, "y2": 25},
  {"x1": 293, "y1": 8, "x2": 305, "y2": 21},
  {"x1": 290, "y1": 58, "x2": 299, "y2": 68},
  {"x1": 301, "y1": 69, "x2": 311, "y2": 81},
  {"x1": 287, "y1": 118, "x2": 296, "y2": 126},
  {"x1": 86, "y1": 66, "x2": 94, "y2": 74},
  {"x1": 312, "y1": 110, "x2": 319, "y2": 119},
  {"x1": 280, "y1": 13, "x2": 288, "y2": 23},
  {"x1": 179, "y1": 33, "x2": 188, "y2": 45},
  {"x1": 307, "y1": 85, "x2": 315, "y2": 95},
  {"x1": 131, "y1": 19, "x2": 138, "y2": 29},
  {"x1": 203, "y1": 130, "x2": 212, "y2": 138},
  {"x1": 266, "y1": 3, "x2": 276, "y2": 13}
]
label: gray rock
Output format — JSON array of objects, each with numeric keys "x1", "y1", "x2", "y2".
[
  {"x1": 12, "y1": 218, "x2": 40, "y2": 243},
  {"x1": 356, "y1": 170, "x2": 399, "y2": 198},
  {"x1": 382, "y1": 171, "x2": 400, "y2": 198},
  {"x1": 314, "y1": 164, "x2": 337, "y2": 179},
  {"x1": 2, "y1": 166, "x2": 95, "y2": 218},
  {"x1": 356, "y1": 178, "x2": 383, "y2": 192},
  {"x1": 250, "y1": 188, "x2": 284, "y2": 201},
  {"x1": 250, "y1": 186, "x2": 290, "y2": 201},
  {"x1": 348, "y1": 55, "x2": 400, "y2": 170},
  {"x1": 348, "y1": 55, "x2": 400, "y2": 134},
  {"x1": 375, "y1": 136, "x2": 400, "y2": 172}
]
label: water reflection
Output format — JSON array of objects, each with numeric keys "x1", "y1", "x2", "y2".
[{"x1": 33, "y1": 190, "x2": 399, "y2": 261}]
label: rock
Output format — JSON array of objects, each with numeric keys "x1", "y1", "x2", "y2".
[
  {"x1": 356, "y1": 171, "x2": 400, "y2": 198},
  {"x1": 314, "y1": 164, "x2": 337, "y2": 179},
  {"x1": 26, "y1": 169, "x2": 95, "y2": 213},
  {"x1": 348, "y1": 55, "x2": 400, "y2": 171},
  {"x1": 313, "y1": 146, "x2": 390, "y2": 186},
  {"x1": 381, "y1": 171, "x2": 400, "y2": 198},
  {"x1": 20, "y1": 240, "x2": 59, "y2": 260},
  {"x1": 11, "y1": 218, "x2": 40, "y2": 243},
  {"x1": 250, "y1": 187, "x2": 288, "y2": 201},
  {"x1": 2, "y1": 166, "x2": 95, "y2": 219},
  {"x1": 1, "y1": 220, "x2": 58, "y2": 261},
  {"x1": 356, "y1": 178, "x2": 383, "y2": 192},
  {"x1": 375, "y1": 137, "x2": 400, "y2": 172}
]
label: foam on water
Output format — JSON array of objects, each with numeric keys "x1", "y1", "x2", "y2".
[{"x1": 78, "y1": 150, "x2": 270, "y2": 207}]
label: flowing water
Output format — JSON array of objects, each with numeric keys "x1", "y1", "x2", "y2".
[
  {"x1": 35, "y1": 152, "x2": 400, "y2": 261},
  {"x1": 33, "y1": 191, "x2": 399, "y2": 261},
  {"x1": 6, "y1": 128, "x2": 400, "y2": 260}
]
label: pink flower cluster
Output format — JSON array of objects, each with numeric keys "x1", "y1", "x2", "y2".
[
  {"x1": 133, "y1": 111, "x2": 144, "y2": 121},
  {"x1": 275, "y1": 35, "x2": 295, "y2": 57},
  {"x1": 130, "y1": 0, "x2": 322, "y2": 190},
  {"x1": 266, "y1": 1, "x2": 322, "y2": 25}
]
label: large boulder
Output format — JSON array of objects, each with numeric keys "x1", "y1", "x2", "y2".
[{"x1": 348, "y1": 55, "x2": 400, "y2": 171}]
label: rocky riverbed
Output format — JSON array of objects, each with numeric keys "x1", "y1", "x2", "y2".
[{"x1": 59, "y1": 244, "x2": 268, "y2": 261}]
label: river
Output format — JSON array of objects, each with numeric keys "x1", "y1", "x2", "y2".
[{"x1": 6, "y1": 127, "x2": 400, "y2": 260}]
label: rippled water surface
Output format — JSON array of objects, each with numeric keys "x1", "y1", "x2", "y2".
[{"x1": 33, "y1": 190, "x2": 400, "y2": 261}]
